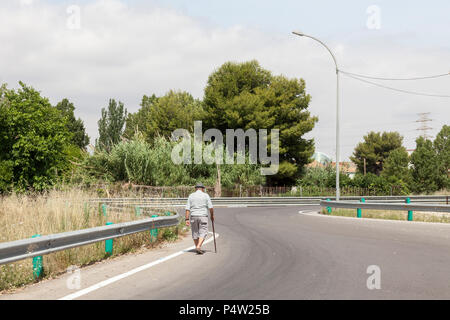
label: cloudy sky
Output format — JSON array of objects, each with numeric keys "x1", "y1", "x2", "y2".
[{"x1": 1, "y1": 0, "x2": 449, "y2": 160}]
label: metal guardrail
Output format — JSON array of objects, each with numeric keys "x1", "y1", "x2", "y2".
[
  {"x1": 0, "y1": 213, "x2": 180, "y2": 266},
  {"x1": 88, "y1": 195, "x2": 449, "y2": 207},
  {"x1": 320, "y1": 200, "x2": 450, "y2": 213},
  {"x1": 1, "y1": 196, "x2": 448, "y2": 265}
]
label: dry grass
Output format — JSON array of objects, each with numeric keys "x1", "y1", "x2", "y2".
[
  {"x1": 321, "y1": 208, "x2": 450, "y2": 223},
  {"x1": 0, "y1": 189, "x2": 186, "y2": 292},
  {"x1": 431, "y1": 189, "x2": 450, "y2": 196}
]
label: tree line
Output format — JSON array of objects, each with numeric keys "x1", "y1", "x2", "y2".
[
  {"x1": 0, "y1": 60, "x2": 448, "y2": 194},
  {"x1": 300, "y1": 129, "x2": 449, "y2": 194},
  {"x1": 0, "y1": 60, "x2": 317, "y2": 192}
]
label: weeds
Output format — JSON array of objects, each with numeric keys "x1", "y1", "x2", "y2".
[{"x1": 0, "y1": 189, "x2": 186, "y2": 292}]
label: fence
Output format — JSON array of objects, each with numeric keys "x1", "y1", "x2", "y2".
[{"x1": 83, "y1": 184, "x2": 410, "y2": 198}]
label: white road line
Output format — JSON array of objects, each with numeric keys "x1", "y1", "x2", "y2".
[
  {"x1": 298, "y1": 210, "x2": 319, "y2": 214},
  {"x1": 59, "y1": 232, "x2": 219, "y2": 300}
]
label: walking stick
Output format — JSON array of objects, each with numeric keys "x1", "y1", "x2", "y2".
[{"x1": 211, "y1": 217, "x2": 217, "y2": 253}]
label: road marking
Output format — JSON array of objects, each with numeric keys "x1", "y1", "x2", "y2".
[
  {"x1": 298, "y1": 210, "x2": 319, "y2": 214},
  {"x1": 59, "y1": 232, "x2": 219, "y2": 300}
]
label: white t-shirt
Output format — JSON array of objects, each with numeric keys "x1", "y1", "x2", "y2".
[{"x1": 185, "y1": 189, "x2": 213, "y2": 217}]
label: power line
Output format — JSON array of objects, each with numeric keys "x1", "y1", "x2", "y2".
[
  {"x1": 342, "y1": 73, "x2": 450, "y2": 98},
  {"x1": 339, "y1": 70, "x2": 450, "y2": 81}
]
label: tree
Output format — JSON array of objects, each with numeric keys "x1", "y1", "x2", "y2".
[
  {"x1": 0, "y1": 82, "x2": 72, "y2": 191},
  {"x1": 124, "y1": 91, "x2": 203, "y2": 143},
  {"x1": 381, "y1": 147, "x2": 413, "y2": 193},
  {"x1": 55, "y1": 98, "x2": 89, "y2": 149},
  {"x1": 124, "y1": 94, "x2": 158, "y2": 140},
  {"x1": 96, "y1": 99, "x2": 127, "y2": 152},
  {"x1": 351, "y1": 131, "x2": 403, "y2": 175},
  {"x1": 381, "y1": 147, "x2": 412, "y2": 181},
  {"x1": 434, "y1": 125, "x2": 449, "y2": 189},
  {"x1": 410, "y1": 137, "x2": 439, "y2": 193},
  {"x1": 203, "y1": 60, "x2": 317, "y2": 185}
]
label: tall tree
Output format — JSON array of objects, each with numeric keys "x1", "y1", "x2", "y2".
[
  {"x1": 410, "y1": 137, "x2": 439, "y2": 193},
  {"x1": 381, "y1": 147, "x2": 412, "y2": 185},
  {"x1": 96, "y1": 99, "x2": 127, "y2": 152},
  {"x1": 351, "y1": 131, "x2": 403, "y2": 175},
  {"x1": 124, "y1": 94, "x2": 158, "y2": 139},
  {"x1": 55, "y1": 98, "x2": 89, "y2": 149},
  {"x1": 0, "y1": 82, "x2": 71, "y2": 191},
  {"x1": 203, "y1": 60, "x2": 317, "y2": 185},
  {"x1": 433, "y1": 125, "x2": 449, "y2": 189},
  {"x1": 124, "y1": 91, "x2": 203, "y2": 143}
]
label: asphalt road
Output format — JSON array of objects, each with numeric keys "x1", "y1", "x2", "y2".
[{"x1": 2, "y1": 205, "x2": 450, "y2": 299}]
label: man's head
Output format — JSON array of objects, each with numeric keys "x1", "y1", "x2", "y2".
[{"x1": 195, "y1": 182, "x2": 205, "y2": 191}]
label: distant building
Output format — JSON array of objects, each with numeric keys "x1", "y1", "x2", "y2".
[
  {"x1": 307, "y1": 152, "x2": 357, "y2": 179},
  {"x1": 331, "y1": 161, "x2": 357, "y2": 179}
]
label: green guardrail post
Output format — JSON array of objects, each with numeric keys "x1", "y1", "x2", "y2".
[
  {"x1": 150, "y1": 214, "x2": 159, "y2": 241},
  {"x1": 357, "y1": 197, "x2": 365, "y2": 218},
  {"x1": 406, "y1": 197, "x2": 413, "y2": 221},
  {"x1": 101, "y1": 203, "x2": 107, "y2": 217},
  {"x1": 105, "y1": 222, "x2": 114, "y2": 255},
  {"x1": 135, "y1": 206, "x2": 141, "y2": 217},
  {"x1": 32, "y1": 234, "x2": 43, "y2": 279},
  {"x1": 326, "y1": 198, "x2": 331, "y2": 214}
]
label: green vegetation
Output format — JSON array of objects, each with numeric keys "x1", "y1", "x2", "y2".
[
  {"x1": 55, "y1": 98, "x2": 90, "y2": 150},
  {"x1": 124, "y1": 91, "x2": 204, "y2": 142},
  {"x1": 203, "y1": 60, "x2": 318, "y2": 185},
  {"x1": 0, "y1": 83, "x2": 74, "y2": 192},
  {"x1": 350, "y1": 131, "x2": 404, "y2": 175},
  {"x1": 96, "y1": 99, "x2": 127, "y2": 152},
  {"x1": 0, "y1": 61, "x2": 448, "y2": 195}
]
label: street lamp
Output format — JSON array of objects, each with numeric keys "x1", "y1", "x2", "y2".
[{"x1": 292, "y1": 31, "x2": 341, "y2": 201}]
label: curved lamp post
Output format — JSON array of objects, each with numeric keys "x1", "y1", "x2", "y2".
[{"x1": 292, "y1": 31, "x2": 341, "y2": 201}]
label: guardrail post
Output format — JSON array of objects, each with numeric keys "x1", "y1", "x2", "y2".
[
  {"x1": 101, "y1": 203, "x2": 107, "y2": 217},
  {"x1": 32, "y1": 234, "x2": 43, "y2": 279},
  {"x1": 105, "y1": 222, "x2": 114, "y2": 255},
  {"x1": 357, "y1": 198, "x2": 365, "y2": 218},
  {"x1": 150, "y1": 214, "x2": 159, "y2": 241},
  {"x1": 326, "y1": 198, "x2": 331, "y2": 214},
  {"x1": 135, "y1": 206, "x2": 141, "y2": 217},
  {"x1": 406, "y1": 198, "x2": 413, "y2": 221}
]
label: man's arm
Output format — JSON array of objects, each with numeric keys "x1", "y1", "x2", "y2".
[
  {"x1": 206, "y1": 194, "x2": 214, "y2": 221},
  {"x1": 185, "y1": 209, "x2": 190, "y2": 226},
  {"x1": 185, "y1": 197, "x2": 191, "y2": 226}
]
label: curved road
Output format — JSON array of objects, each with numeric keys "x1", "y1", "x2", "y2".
[{"x1": 2, "y1": 205, "x2": 450, "y2": 299}]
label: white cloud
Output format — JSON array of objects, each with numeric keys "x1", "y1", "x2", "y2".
[{"x1": 0, "y1": 0, "x2": 449, "y2": 160}]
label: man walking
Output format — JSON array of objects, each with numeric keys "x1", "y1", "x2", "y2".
[{"x1": 185, "y1": 182, "x2": 214, "y2": 254}]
